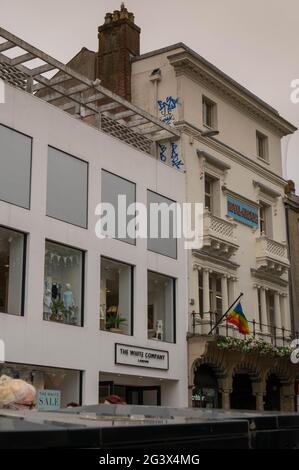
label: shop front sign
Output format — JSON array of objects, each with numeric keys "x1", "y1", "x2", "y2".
[
  {"x1": 115, "y1": 343, "x2": 169, "y2": 370},
  {"x1": 37, "y1": 389, "x2": 61, "y2": 411},
  {"x1": 227, "y1": 194, "x2": 259, "y2": 229}
]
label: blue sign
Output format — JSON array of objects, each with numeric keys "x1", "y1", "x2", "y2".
[
  {"x1": 227, "y1": 195, "x2": 258, "y2": 229},
  {"x1": 37, "y1": 389, "x2": 61, "y2": 411}
]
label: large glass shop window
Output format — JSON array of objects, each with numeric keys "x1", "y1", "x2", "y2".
[
  {"x1": 147, "y1": 271, "x2": 175, "y2": 343},
  {"x1": 0, "y1": 124, "x2": 32, "y2": 209},
  {"x1": 0, "y1": 226, "x2": 26, "y2": 316},
  {"x1": 100, "y1": 257, "x2": 133, "y2": 335},
  {"x1": 44, "y1": 241, "x2": 84, "y2": 326}
]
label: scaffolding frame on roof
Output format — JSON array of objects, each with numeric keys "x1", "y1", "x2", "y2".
[{"x1": 0, "y1": 27, "x2": 180, "y2": 155}]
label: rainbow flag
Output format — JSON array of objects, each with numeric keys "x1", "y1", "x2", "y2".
[{"x1": 226, "y1": 302, "x2": 249, "y2": 335}]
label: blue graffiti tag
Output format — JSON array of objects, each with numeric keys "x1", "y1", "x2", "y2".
[
  {"x1": 157, "y1": 96, "x2": 179, "y2": 125},
  {"x1": 171, "y1": 143, "x2": 184, "y2": 170},
  {"x1": 159, "y1": 143, "x2": 167, "y2": 162}
]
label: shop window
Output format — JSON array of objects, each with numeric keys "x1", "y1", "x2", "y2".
[
  {"x1": 47, "y1": 147, "x2": 88, "y2": 228},
  {"x1": 0, "y1": 226, "x2": 26, "y2": 316},
  {"x1": 147, "y1": 271, "x2": 175, "y2": 343},
  {"x1": 100, "y1": 257, "x2": 133, "y2": 336},
  {"x1": 147, "y1": 190, "x2": 177, "y2": 259},
  {"x1": 0, "y1": 124, "x2": 31, "y2": 209},
  {"x1": 43, "y1": 241, "x2": 84, "y2": 326},
  {"x1": 0, "y1": 363, "x2": 82, "y2": 408},
  {"x1": 101, "y1": 170, "x2": 136, "y2": 245}
]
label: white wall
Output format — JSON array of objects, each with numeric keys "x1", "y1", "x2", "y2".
[
  {"x1": 132, "y1": 49, "x2": 291, "y2": 334},
  {"x1": 0, "y1": 84, "x2": 188, "y2": 407}
]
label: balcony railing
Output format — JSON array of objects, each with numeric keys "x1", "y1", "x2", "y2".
[
  {"x1": 200, "y1": 211, "x2": 239, "y2": 258},
  {"x1": 256, "y1": 236, "x2": 289, "y2": 275},
  {"x1": 190, "y1": 311, "x2": 296, "y2": 347}
]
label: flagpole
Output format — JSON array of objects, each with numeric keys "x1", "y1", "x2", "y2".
[{"x1": 208, "y1": 292, "x2": 244, "y2": 335}]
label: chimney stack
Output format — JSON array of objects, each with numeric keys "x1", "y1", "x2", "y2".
[{"x1": 97, "y1": 3, "x2": 140, "y2": 101}]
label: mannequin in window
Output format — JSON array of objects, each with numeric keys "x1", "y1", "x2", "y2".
[
  {"x1": 63, "y1": 283, "x2": 75, "y2": 310},
  {"x1": 43, "y1": 288, "x2": 52, "y2": 320}
]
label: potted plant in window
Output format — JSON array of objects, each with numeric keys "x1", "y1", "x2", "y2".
[
  {"x1": 50, "y1": 298, "x2": 68, "y2": 323},
  {"x1": 105, "y1": 309, "x2": 127, "y2": 334}
]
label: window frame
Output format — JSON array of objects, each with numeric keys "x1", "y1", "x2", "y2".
[
  {"x1": 0, "y1": 123, "x2": 33, "y2": 210},
  {"x1": 259, "y1": 201, "x2": 272, "y2": 237},
  {"x1": 256, "y1": 131, "x2": 269, "y2": 161},
  {"x1": 202, "y1": 96, "x2": 217, "y2": 129},
  {"x1": 147, "y1": 270, "x2": 176, "y2": 344},
  {"x1": 0, "y1": 224, "x2": 27, "y2": 317},
  {"x1": 101, "y1": 168, "x2": 136, "y2": 246},
  {"x1": 44, "y1": 239, "x2": 85, "y2": 327},
  {"x1": 204, "y1": 174, "x2": 214, "y2": 213},
  {"x1": 147, "y1": 189, "x2": 178, "y2": 260},
  {"x1": 100, "y1": 256, "x2": 134, "y2": 336},
  {"x1": 46, "y1": 146, "x2": 89, "y2": 229}
]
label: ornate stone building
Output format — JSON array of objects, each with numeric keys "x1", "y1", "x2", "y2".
[{"x1": 20, "y1": 3, "x2": 299, "y2": 410}]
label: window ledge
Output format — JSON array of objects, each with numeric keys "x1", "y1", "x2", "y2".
[{"x1": 257, "y1": 156, "x2": 270, "y2": 165}]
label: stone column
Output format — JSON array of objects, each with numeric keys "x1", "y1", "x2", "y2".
[
  {"x1": 203, "y1": 268, "x2": 210, "y2": 315},
  {"x1": 253, "y1": 285, "x2": 261, "y2": 334},
  {"x1": 281, "y1": 293, "x2": 291, "y2": 334},
  {"x1": 221, "y1": 389, "x2": 231, "y2": 410},
  {"x1": 260, "y1": 287, "x2": 268, "y2": 334},
  {"x1": 220, "y1": 275, "x2": 229, "y2": 336},
  {"x1": 221, "y1": 275, "x2": 228, "y2": 314},
  {"x1": 202, "y1": 268, "x2": 211, "y2": 334},
  {"x1": 254, "y1": 393, "x2": 264, "y2": 411},
  {"x1": 190, "y1": 264, "x2": 200, "y2": 334},
  {"x1": 228, "y1": 277, "x2": 237, "y2": 305},
  {"x1": 274, "y1": 291, "x2": 282, "y2": 333}
]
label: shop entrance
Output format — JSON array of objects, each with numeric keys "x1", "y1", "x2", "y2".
[
  {"x1": 99, "y1": 381, "x2": 161, "y2": 406},
  {"x1": 264, "y1": 374, "x2": 281, "y2": 411},
  {"x1": 192, "y1": 364, "x2": 219, "y2": 408},
  {"x1": 126, "y1": 386, "x2": 161, "y2": 406},
  {"x1": 230, "y1": 373, "x2": 256, "y2": 410}
]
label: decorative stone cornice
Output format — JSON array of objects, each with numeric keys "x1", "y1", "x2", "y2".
[
  {"x1": 174, "y1": 120, "x2": 287, "y2": 190},
  {"x1": 251, "y1": 268, "x2": 289, "y2": 288},
  {"x1": 168, "y1": 51, "x2": 296, "y2": 137},
  {"x1": 192, "y1": 250, "x2": 239, "y2": 271}
]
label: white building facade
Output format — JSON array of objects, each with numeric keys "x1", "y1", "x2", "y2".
[
  {"x1": 0, "y1": 81, "x2": 188, "y2": 407},
  {"x1": 131, "y1": 44, "x2": 299, "y2": 411}
]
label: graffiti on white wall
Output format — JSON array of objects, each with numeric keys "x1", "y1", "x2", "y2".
[
  {"x1": 157, "y1": 96, "x2": 179, "y2": 125},
  {"x1": 158, "y1": 142, "x2": 184, "y2": 170}
]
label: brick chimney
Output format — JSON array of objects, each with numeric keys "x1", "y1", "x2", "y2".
[{"x1": 97, "y1": 3, "x2": 140, "y2": 101}]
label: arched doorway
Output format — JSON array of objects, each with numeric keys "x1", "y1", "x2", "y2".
[
  {"x1": 264, "y1": 374, "x2": 281, "y2": 411},
  {"x1": 192, "y1": 364, "x2": 219, "y2": 408},
  {"x1": 230, "y1": 373, "x2": 256, "y2": 410}
]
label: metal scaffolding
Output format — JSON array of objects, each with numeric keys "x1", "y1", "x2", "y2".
[{"x1": 0, "y1": 27, "x2": 180, "y2": 155}]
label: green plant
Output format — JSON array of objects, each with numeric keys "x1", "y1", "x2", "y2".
[
  {"x1": 217, "y1": 336, "x2": 292, "y2": 358},
  {"x1": 50, "y1": 299, "x2": 68, "y2": 322},
  {"x1": 105, "y1": 312, "x2": 127, "y2": 330}
]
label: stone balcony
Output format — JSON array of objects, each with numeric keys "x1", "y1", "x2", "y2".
[
  {"x1": 201, "y1": 211, "x2": 239, "y2": 259},
  {"x1": 256, "y1": 235, "x2": 289, "y2": 276}
]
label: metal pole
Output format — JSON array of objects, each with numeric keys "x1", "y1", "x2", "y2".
[{"x1": 208, "y1": 292, "x2": 244, "y2": 335}]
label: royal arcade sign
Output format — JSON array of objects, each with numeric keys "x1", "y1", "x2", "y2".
[
  {"x1": 115, "y1": 343, "x2": 169, "y2": 370},
  {"x1": 227, "y1": 194, "x2": 259, "y2": 229}
]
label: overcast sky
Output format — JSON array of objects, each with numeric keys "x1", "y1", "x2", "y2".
[{"x1": 1, "y1": 0, "x2": 299, "y2": 191}]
